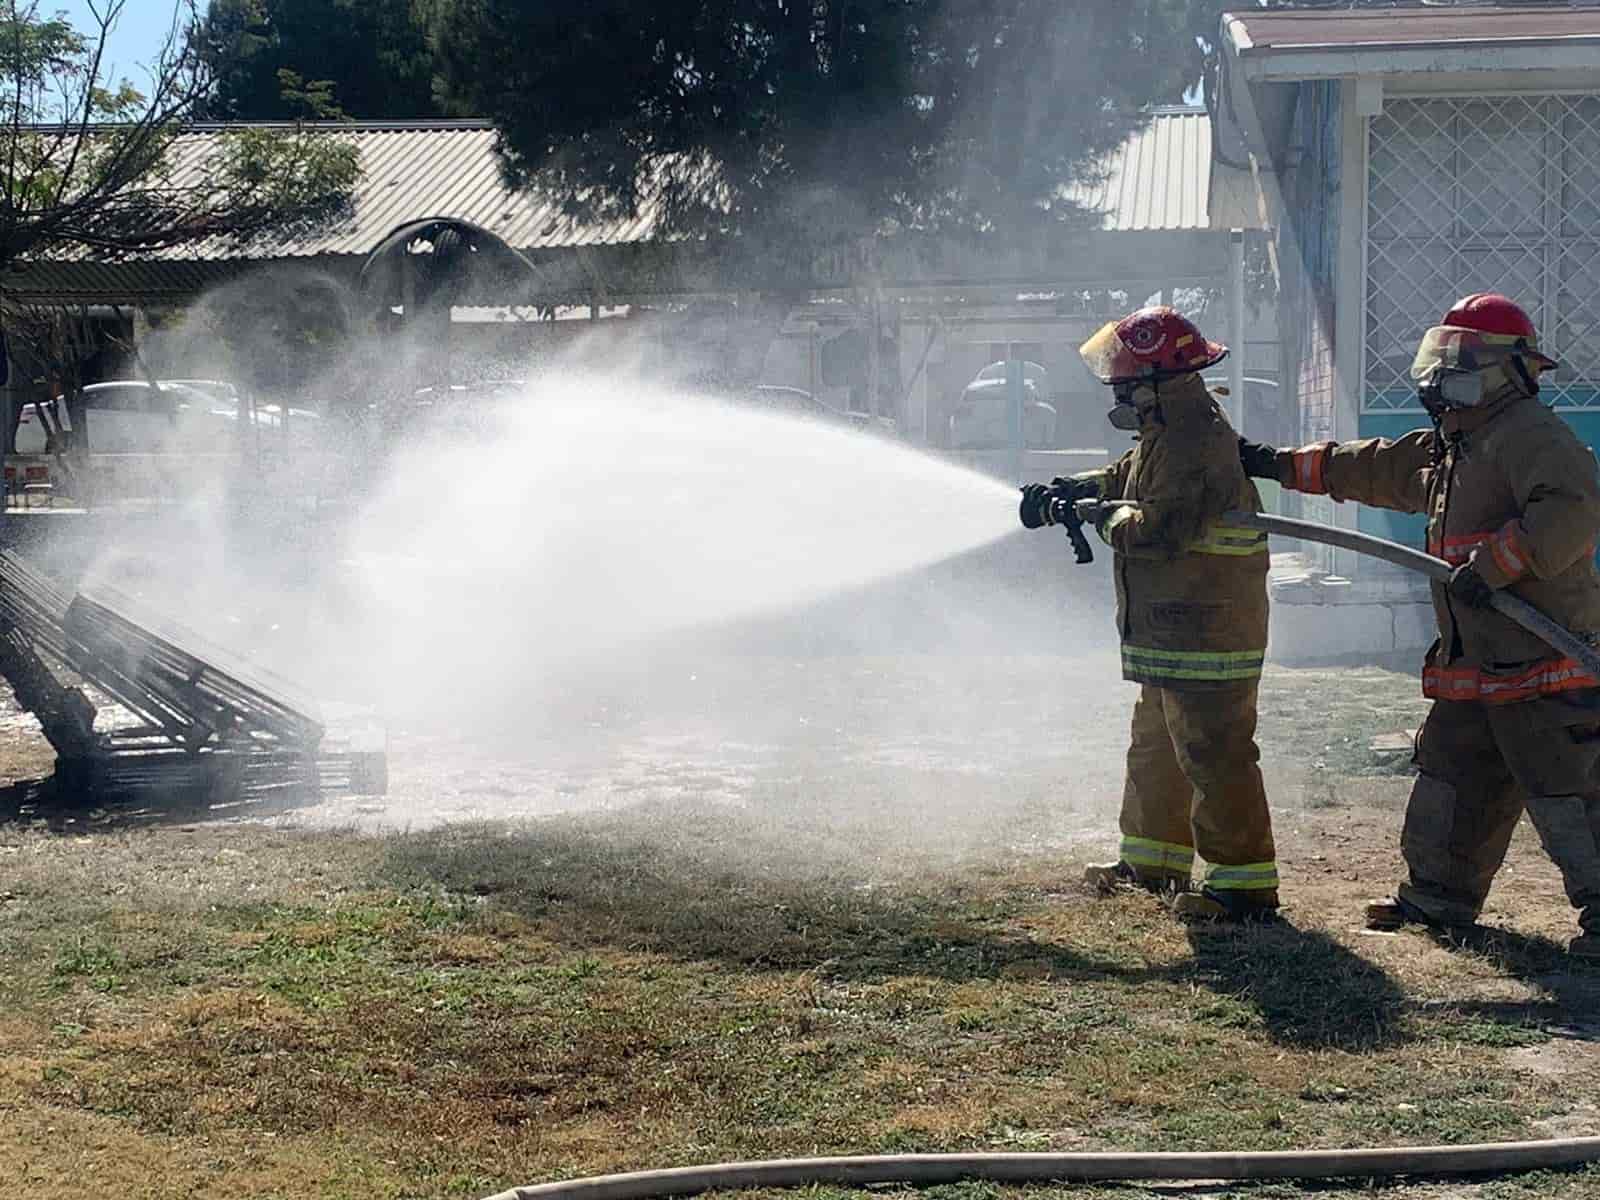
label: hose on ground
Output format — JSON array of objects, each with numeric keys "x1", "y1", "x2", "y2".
[{"x1": 482, "y1": 1138, "x2": 1600, "y2": 1200}]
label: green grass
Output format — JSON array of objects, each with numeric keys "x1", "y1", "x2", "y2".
[{"x1": 1, "y1": 798, "x2": 1597, "y2": 1199}]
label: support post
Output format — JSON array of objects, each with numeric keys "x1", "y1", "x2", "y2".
[
  {"x1": 1229, "y1": 228, "x2": 1247, "y2": 434},
  {"x1": 1006, "y1": 355, "x2": 1024, "y2": 485}
]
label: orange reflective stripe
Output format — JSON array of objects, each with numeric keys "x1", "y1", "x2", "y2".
[
  {"x1": 1291, "y1": 445, "x2": 1327, "y2": 494},
  {"x1": 1488, "y1": 519, "x2": 1530, "y2": 581},
  {"x1": 1432, "y1": 523, "x2": 1530, "y2": 577},
  {"x1": 1437, "y1": 531, "x2": 1494, "y2": 565},
  {"x1": 1423, "y1": 657, "x2": 1599, "y2": 704},
  {"x1": 1422, "y1": 665, "x2": 1482, "y2": 700}
]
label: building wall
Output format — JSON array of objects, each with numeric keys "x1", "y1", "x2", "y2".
[
  {"x1": 1289, "y1": 80, "x2": 1343, "y2": 453},
  {"x1": 1354, "y1": 88, "x2": 1600, "y2": 551}
]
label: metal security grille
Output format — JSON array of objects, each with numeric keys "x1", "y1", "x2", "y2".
[{"x1": 1364, "y1": 94, "x2": 1600, "y2": 413}]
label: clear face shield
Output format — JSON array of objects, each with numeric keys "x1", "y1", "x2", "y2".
[{"x1": 1410, "y1": 324, "x2": 1557, "y2": 413}]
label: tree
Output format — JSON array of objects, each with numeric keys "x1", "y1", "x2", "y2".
[
  {"x1": 423, "y1": 0, "x2": 1208, "y2": 264},
  {"x1": 0, "y1": 0, "x2": 362, "y2": 272},
  {"x1": 197, "y1": 0, "x2": 442, "y2": 120}
]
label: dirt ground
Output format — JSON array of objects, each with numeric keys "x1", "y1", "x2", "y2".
[{"x1": 2, "y1": 653, "x2": 1599, "y2": 1200}]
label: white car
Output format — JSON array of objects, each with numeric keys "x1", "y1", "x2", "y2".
[
  {"x1": 949, "y1": 362, "x2": 1057, "y2": 450},
  {"x1": 14, "y1": 380, "x2": 315, "y2": 455}
]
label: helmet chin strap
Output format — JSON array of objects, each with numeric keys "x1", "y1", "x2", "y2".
[{"x1": 1511, "y1": 355, "x2": 1540, "y2": 397}]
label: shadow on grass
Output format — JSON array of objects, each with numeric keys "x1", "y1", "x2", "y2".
[
  {"x1": 383, "y1": 801, "x2": 1418, "y2": 1045},
  {"x1": 1420, "y1": 923, "x2": 1600, "y2": 1020},
  {"x1": 1182, "y1": 919, "x2": 1412, "y2": 1052},
  {"x1": 383, "y1": 800, "x2": 1170, "y2": 986},
  {"x1": 0, "y1": 767, "x2": 321, "y2": 832}
]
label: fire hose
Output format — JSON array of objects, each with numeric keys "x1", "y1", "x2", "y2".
[
  {"x1": 1057, "y1": 500, "x2": 1600, "y2": 680},
  {"x1": 482, "y1": 1138, "x2": 1600, "y2": 1200},
  {"x1": 1222, "y1": 509, "x2": 1600, "y2": 680}
]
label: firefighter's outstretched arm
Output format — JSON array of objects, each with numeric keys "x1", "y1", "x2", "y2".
[{"x1": 1240, "y1": 430, "x2": 1435, "y2": 514}]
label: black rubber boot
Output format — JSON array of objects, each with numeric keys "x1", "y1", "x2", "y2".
[
  {"x1": 1082, "y1": 861, "x2": 1184, "y2": 896},
  {"x1": 1364, "y1": 894, "x2": 1470, "y2": 933},
  {"x1": 1172, "y1": 887, "x2": 1279, "y2": 924}
]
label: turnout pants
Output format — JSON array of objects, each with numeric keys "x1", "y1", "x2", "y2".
[
  {"x1": 1118, "y1": 682, "x2": 1279, "y2": 907},
  {"x1": 1399, "y1": 694, "x2": 1600, "y2": 934}
]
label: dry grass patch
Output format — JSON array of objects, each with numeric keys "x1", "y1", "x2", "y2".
[{"x1": 1, "y1": 797, "x2": 1599, "y2": 1198}]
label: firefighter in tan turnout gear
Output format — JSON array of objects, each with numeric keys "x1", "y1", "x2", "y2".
[
  {"x1": 1239, "y1": 293, "x2": 1600, "y2": 959},
  {"x1": 1020, "y1": 307, "x2": 1279, "y2": 921}
]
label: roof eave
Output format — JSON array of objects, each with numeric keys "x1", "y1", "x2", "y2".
[{"x1": 1224, "y1": 29, "x2": 1600, "y2": 83}]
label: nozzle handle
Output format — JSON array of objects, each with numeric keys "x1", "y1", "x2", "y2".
[
  {"x1": 1065, "y1": 519, "x2": 1094, "y2": 565},
  {"x1": 1049, "y1": 497, "x2": 1094, "y2": 564}
]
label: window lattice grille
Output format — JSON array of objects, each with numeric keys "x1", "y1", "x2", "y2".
[{"x1": 1364, "y1": 94, "x2": 1600, "y2": 413}]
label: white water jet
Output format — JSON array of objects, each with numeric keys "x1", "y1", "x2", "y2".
[{"x1": 343, "y1": 376, "x2": 1018, "y2": 710}]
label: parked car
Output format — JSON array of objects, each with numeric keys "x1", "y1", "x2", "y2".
[
  {"x1": 14, "y1": 379, "x2": 323, "y2": 456},
  {"x1": 16, "y1": 380, "x2": 231, "y2": 455},
  {"x1": 745, "y1": 385, "x2": 897, "y2": 435},
  {"x1": 949, "y1": 362, "x2": 1057, "y2": 450}
]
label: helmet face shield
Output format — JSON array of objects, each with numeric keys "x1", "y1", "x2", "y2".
[
  {"x1": 1077, "y1": 308, "x2": 1228, "y2": 384},
  {"x1": 1411, "y1": 326, "x2": 1510, "y2": 380},
  {"x1": 1411, "y1": 323, "x2": 1558, "y2": 385},
  {"x1": 1080, "y1": 321, "x2": 1144, "y2": 384}
]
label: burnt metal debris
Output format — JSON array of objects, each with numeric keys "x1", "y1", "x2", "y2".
[{"x1": 0, "y1": 548, "x2": 385, "y2": 805}]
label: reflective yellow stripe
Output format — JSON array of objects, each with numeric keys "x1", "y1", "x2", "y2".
[
  {"x1": 1120, "y1": 836, "x2": 1194, "y2": 874},
  {"x1": 1204, "y1": 861, "x2": 1280, "y2": 891},
  {"x1": 1191, "y1": 523, "x2": 1269, "y2": 556},
  {"x1": 1121, "y1": 645, "x2": 1265, "y2": 683}
]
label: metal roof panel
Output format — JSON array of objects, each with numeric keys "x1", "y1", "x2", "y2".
[
  {"x1": 62, "y1": 122, "x2": 709, "y2": 264},
  {"x1": 1060, "y1": 108, "x2": 1213, "y2": 233}
]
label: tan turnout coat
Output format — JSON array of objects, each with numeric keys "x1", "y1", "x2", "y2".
[
  {"x1": 1277, "y1": 389, "x2": 1600, "y2": 702},
  {"x1": 1080, "y1": 374, "x2": 1270, "y2": 690}
]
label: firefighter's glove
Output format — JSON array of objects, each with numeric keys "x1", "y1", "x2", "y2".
[
  {"x1": 1449, "y1": 561, "x2": 1495, "y2": 611},
  {"x1": 1049, "y1": 475, "x2": 1101, "y2": 502},
  {"x1": 1238, "y1": 437, "x2": 1280, "y2": 480},
  {"x1": 1018, "y1": 483, "x2": 1055, "y2": 530},
  {"x1": 1072, "y1": 499, "x2": 1127, "y2": 542}
]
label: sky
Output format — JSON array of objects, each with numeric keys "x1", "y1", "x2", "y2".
[{"x1": 52, "y1": 0, "x2": 201, "y2": 82}]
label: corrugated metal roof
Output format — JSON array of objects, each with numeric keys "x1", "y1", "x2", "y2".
[
  {"x1": 1228, "y1": 5, "x2": 1600, "y2": 53},
  {"x1": 58, "y1": 121, "x2": 710, "y2": 264},
  {"x1": 1061, "y1": 108, "x2": 1216, "y2": 232},
  {"x1": 21, "y1": 115, "x2": 1233, "y2": 288}
]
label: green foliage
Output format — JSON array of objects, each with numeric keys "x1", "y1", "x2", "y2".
[
  {"x1": 0, "y1": 11, "x2": 83, "y2": 85},
  {"x1": 198, "y1": 0, "x2": 442, "y2": 119},
  {"x1": 0, "y1": 1, "x2": 361, "y2": 270},
  {"x1": 423, "y1": 0, "x2": 1209, "y2": 262},
  {"x1": 213, "y1": 123, "x2": 362, "y2": 226}
]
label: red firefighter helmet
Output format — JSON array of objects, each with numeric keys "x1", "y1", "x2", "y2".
[
  {"x1": 1444, "y1": 293, "x2": 1539, "y2": 340},
  {"x1": 1411, "y1": 292, "x2": 1558, "y2": 384},
  {"x1": 1078, "y1": 306, "x2": 1228, "y2": 384}
]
